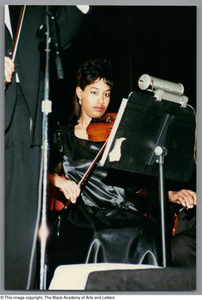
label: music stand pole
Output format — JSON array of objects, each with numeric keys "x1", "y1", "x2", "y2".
[
  {"x1": 147, "y1": 113, "x2": 172, "y2": 267},
  {"x1": 155, "y1": 146, "x2": 167, "y2": 267}
]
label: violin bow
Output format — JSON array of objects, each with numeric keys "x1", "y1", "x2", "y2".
[
  {"x1": 78, "y1": 140, "x2": 108, "y2": 188},
  {"x1": 12, "y1": 5, "x2": 26, "y2": 61}
]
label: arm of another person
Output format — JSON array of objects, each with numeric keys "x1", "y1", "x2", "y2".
[
  {"x1": 168, "y1": 189, "x2": 196, "y2": 209},
  {"x1": 56, "y1": 6, "x2": 90, "y2": 49},
  {"x1": 4, "y1": 56, "x2": 15, "y2": 86}
]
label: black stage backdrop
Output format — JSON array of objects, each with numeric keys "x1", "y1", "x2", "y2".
[{"x1": 49, "y1": 6, "x2": 196, "y2": 125}]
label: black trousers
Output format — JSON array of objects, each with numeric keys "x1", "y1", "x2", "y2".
[
  {"x1": 171, "y1": 208, "x2": 196, "y2": 267},
  {"x1": 5, "y1": 85, "x2": 41, "y2": 290}
]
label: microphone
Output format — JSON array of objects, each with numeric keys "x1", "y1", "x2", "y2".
[
  {"x1": 138, "y1": 74, "x2": 188, "y2": 107},
  {"x1": 47, "y1": 6, "x2": 64, "y2": 79}
]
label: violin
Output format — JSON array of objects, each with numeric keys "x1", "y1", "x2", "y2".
[
  {"x1": 86, "y1": 113, "x2": 117, "y2": 142},
  {"x1": 78, "y1": 113, "x2": 117, "y2": 187}
]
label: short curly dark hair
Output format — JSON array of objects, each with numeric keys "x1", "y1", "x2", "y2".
[{"x1": 76, "y1": 58, "x2": 113, "y2": 90}]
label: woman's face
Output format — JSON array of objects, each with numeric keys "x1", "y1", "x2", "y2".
[{"x1": 76, "y1": 78, "x2": 111, "y2": 120}]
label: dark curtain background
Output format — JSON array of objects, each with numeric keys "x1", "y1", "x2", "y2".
[{"x1": 49, "y1": 5, "x2": 196, "y2": 125}]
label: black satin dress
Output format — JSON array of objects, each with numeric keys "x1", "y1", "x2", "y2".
[{"x1": 47, "y1": 124, "x2": 162, "y2": 278}]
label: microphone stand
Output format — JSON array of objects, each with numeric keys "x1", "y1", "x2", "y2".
[
  {"x1": 47, "y1": 6, "x2": 64, "y2": 79},
  {"x1": 39, "y1": 6, "x2": 64, "y2": 290}
]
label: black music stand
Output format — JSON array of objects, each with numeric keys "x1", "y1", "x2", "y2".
[{"x1": 100, "y1": 91, "x2": 196, "y2": 267}]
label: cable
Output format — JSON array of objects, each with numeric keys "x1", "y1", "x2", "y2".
[{"x1": 187, "y1": 104, "x2": 197, "y2": 164}]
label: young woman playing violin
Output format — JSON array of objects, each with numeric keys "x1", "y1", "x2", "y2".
[{"x1": 47, "y1": 58, "x2": 162, "y2": 281}]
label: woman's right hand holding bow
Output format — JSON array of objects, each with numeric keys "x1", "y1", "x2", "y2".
[{"x1": 49, "y1": 173, "x2": 81, "y2": 204}]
